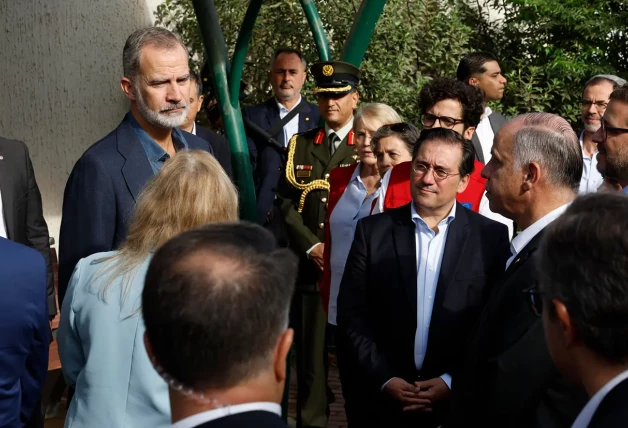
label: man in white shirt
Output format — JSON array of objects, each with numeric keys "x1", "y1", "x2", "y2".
[
  {"x1": 143, "y1": 223, "x2": 296, "y2": 428},
  {"x1": 456, "y1": 51, "x2": 508, "y2": 164},
  {"x1": 536, "y1": 193, "x2": 628, "y2": 428},
  {"x1": 578, "y1": 75, "x2": 626, "y2": 194},
  {"x1": 594, "y1": 83, "x2": 628, "y2": 194},
  {"x1": 447, "y1": 113, "x2": 586, "y2": 428}
]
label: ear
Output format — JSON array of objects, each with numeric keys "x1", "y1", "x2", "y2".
[
  {"x1": 273, "y1": 328, "x2": 294, "y2": 383},
  {"x1": 143, "y1": 332, "x2": 157, "y2": 369},
  {"x1": 552, "y1": 299, "x2": 577, "y2": 346},
  {"x1": 351, "y1": 91, "x2": 359, "y2": 108},
  {"x1": 467, "y1": 77, "x2": 478, "y2": 86},
  {"x1": 197, "y1": 95, "x2": 205, "y2": 113},
  {"x1": 456, "y1": 173, "x2": 470, "y2": 194},
  {"x1": 463, "y1": 126, "x2": 476, "y2": 140},
  {"x1": 522, "y1": 161, "x2": 541, "y2": 191},
  {"x1": 121, "y1": 77, "x2": 136, "y2": 101}
]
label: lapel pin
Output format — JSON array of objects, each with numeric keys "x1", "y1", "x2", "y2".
[{"x1": 305, "y1": 117, "x2": 310, "y2": 121}]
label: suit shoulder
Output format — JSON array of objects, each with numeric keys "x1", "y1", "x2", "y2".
[
  {"x1": 0, "y1": 238, "x2": 45, "y2": 272},
  {"x1": 180, "y1": 131, "x2": 212, "y2": 151},
  {"x1": 466, "y1": 209, "x2": 508, "y2": 233},
  {"x1": 296, "y1": 127, "x2": 322, "y2": 140},
  {"x1": 0, "y1": 137, "x2": 28, "y2": 154}
]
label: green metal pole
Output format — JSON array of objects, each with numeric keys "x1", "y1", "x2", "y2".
[
  {"x1": 192, "y1": 0, "x2": 257, "y2": 223},
  {"x1": 300, "y1": 0, "x2": 331, "y2": 61},
  {"x1": 340, "y1": 0, "x2": 387, "y2": 67},
  {"x1": 229, "y1": 0, "x2": 264, "y2": 102}
]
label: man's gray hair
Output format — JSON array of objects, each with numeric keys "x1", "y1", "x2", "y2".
[
  {"x1": 123, "y1": 27, "x2": 188, "y2": 80},
  {"x1": 512, "y1": 112, "x2": 583, "y2": 193},
  {"x1": 584, "y1": 74, "x2": 627, "y2": 92}
]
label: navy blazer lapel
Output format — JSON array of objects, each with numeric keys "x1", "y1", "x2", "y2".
[
  {"x1": 117, "y1": 117, "x2": 154, "y2": 202},
  {"x1": 433, "y1": 203, "x2": 470, "y2": 307},
  {"x1": 264, "y1": 98, "x2": 284, "y2": 147},
  {"x1": 392, "y1": 203, "x2": 418, "y2": 319},
  {"x1": 503, "y1": 231, "x2": 544, "y2": 280},
  {"x1": 0, "y1": 142, "x2": 15, "y2": 238},
  {"x1": 299, "y1": 102, "x2": 315, "y2": 132}
]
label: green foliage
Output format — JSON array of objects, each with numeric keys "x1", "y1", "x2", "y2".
[{"x1": 155, "y1": 0, "x2": 627, "y2": 128}]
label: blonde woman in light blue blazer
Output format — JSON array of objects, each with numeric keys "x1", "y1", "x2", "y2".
[{"x1": 58, "y1": 151, "x2": 239, "y2": 428}]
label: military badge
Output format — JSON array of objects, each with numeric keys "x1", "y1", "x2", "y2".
[{"x1": 322, "y1": 64, "x2": 334, "y2": 76}]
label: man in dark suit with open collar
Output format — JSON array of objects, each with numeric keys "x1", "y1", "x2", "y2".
[
  {"x1": 242, "y1": 47, "x2": 320, "y2": 228},
  {"x1": 0, "y1": 137, "x2": 55, "y2": 319},
  {"x1": 337, "y1": 128, "x2": 510, "y2": 428},
  {"x1": 446, "y1": 113, "x2": 587, "y2": 428},
  {"x1": 59, "y1": 27, "x2": 213, "y2": 304}
]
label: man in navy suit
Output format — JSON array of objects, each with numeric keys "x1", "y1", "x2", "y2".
[
  {"x1": 143, "y1": 223, "x2": 296, "y2": 428},
  {"x1": 180, "y1": 70, "x2": 232, "y2": 178},
  {"x1": 537, "y1": 193, "x2": 628, "y2": 428},
  {"x1": 59, "y1": 27, "x2": 214, "y2": 304},
  {"x1": 0, "y1": 238, "x2": 51, "y2": 427},
  {"x1": 242, "y1": 47, "x2": 320, "y2": 230}
]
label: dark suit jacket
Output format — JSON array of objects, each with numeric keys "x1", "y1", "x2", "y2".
[
  {"x1": 242, "y1": 98, "x2": 320, "y2": 224},
  {"x1": 0, "y1": 238, "x2": 51, "y2": 426},
  {"x1": 58, "y1": 115, "x2": 213, "y2": 305},
  {"x1": 471, "y1": 111, "x2": 507, "y2": 163},
  {"x1": 336, "y1": 203, "x2": 510, "y2": 424},
  {"x1": 195, "y1": 125, "x2": 232, "y2": 178},
  {"x1": 446, "y1": 231, "x2": 587, "y2": 428},
  {"x1": 589, "y1": 377, "x2": 628, "y2": 427},
  {"x1": 192, "y1": 410, "x2": 286, "y2": 428},
  {"x1": 0, "y1": 137, "x2": 55, "y2": 316}
]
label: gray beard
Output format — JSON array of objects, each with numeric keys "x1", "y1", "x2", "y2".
[{"x1": 135, "y1": 87, "x2": 189, "y2": 129}]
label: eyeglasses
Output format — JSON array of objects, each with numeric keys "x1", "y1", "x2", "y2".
[
  {"x1": 601, "y1": 119, "x2": 628, "y2": 142},
  {"x1": 411, "y1": 162, "x2": 459, "y2": 181},
  {"x1": 381, "y1": 122, "x2": 410, "y2": 133},
  {"x1": 525, "y1": 283, "x2": 543, "y2": 317},
  {"x1": 421, "y1": 113, "x2": 465, "y2": 129},
  {"x1": 581, "y1": 100, "x2": 608, "y2": 111}
]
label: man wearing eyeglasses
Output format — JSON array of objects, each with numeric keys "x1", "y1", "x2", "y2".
[
  {"x1": 536, "y1": 193, "x2": 628, "y2": 428},
  {"x1": 337, "y1": 128, "x2": 509, "y2": 428},
  {"x1": 579, "y1": 75, "x2": 626, "y2": 194},
  {"x1": 446, "y1": 113, "x2": 587, "y2": 428},
  {"x1": 594, "y1": 83, "x2": 628, "y2": 194}
]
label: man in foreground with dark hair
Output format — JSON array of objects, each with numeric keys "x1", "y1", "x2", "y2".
[
  {"x1": 594, "y1": 83, "x2": 628, "y2": 193},
  {"x1": 142, "y1": 222, "x2": 297, "y2": 428},
  {"x1": 457, "y1": 51, "x2": 507, "y2": 164},
  {"x1": 337, "y1": 128, "x2": 509, "y2": 427},
  {"x1": 446, "y1": 113, "x2": 587, "y2": 427},
  {"x1": 536, "y1": 193, "x2": 628, "y2": 427}
]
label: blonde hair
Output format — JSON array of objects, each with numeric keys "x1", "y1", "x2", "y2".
[
  {"x1": 354, "y1": 103, "x2": 402, "y2": 131},
  {"x1": 94, "y1": 150, "x2": 239, "y2": 305}
]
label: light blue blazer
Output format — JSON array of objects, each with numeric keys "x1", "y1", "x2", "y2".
[{"x1": 57, "y1": 251, "x2": 170, "y2": 428}]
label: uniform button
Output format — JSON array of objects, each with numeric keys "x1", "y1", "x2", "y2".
[
  {"x1": 325, "y1": 173, "x2": 330, "y2": 179},
  {"x1": 318, "y1": 223, "x2": 325, "y2": 229},
  {"x1": 277, "y1": 167, "x2": 281, "y2": 171},
  {"x1": 321, "y1": 197, "x2": 327, "y2": 203},
  {"x1": 428, "y1": 296, "x2": 432, "y2": 300}
]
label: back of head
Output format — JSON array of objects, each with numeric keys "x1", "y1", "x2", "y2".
[
  {"x1": 456, "y1": 51, "x2": 499, "y2": 83},
  {"x1": 354, "y1": 103, "x2": 402, "y2": 128},
  {"x1": 123, "y1": 27, "x2": 187, "y2": 81},
  {"x1": 610, "y1": 82, "x2": 628, "y2": 103},
  {"x1": 512, "y1": 112, "x2": 582, "y2": 193},
  {"x1": 539, "y1": 193, "x2": 628, "y2": 364},
  {"x1": 142, "y1": 222, "x2": 298, "y2": 392},
  {"x1": 418, "y1": 77, "x2": 484, "y2": 129},
  {"x1": 413, "y1": 127, "x2": 476, "y2": 177}
]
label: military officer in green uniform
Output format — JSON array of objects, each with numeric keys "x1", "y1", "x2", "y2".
[{"x1": 277, "y1": 61, "x2": 360, "y2": 428}]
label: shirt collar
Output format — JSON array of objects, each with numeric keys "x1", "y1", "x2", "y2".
[
  {"x1": 484, "y1": 106, "x2": 493, "y2": 117},
  {"x1": 127, "y1": 112, "x2": 189, "y2": 163},
  {"x1": 579, "y1": 130, "x2": 598, "y2": 156},
  {"x1": 571, "y1": 369, "x2": 628, "y2": 428},
  {"x1": 276, "y1": 95, "x2": 302, "y2": 114},
  {"x1": 511, "y1": 204, "x2": 569, "y2": 257},
  {"x1": 325, "y1": 117, "x2": 354, "y2": 143},
  {"x1": 191, "y1": 122, "x2": 197, "y2": 135},
  {"x1": 172, "y1": 402, "x2": 281, "y2": 428},
  {"x1": 410, "y1": 201, "x2": 457, "y2": 230}
]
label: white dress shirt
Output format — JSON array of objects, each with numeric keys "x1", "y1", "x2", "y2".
[
  {"x1": 475, "y1": 106, "x2": 495, "y2": 163},
  {"x1": 277, "y1": 96, "x2": 302, "y2": 147},
  {"x1": 172, "y1": 402, "x2": 281, "y2": 428},
  {"x1": 191, "y1": 122, "x2": 197, "y2": 136},
  {"x1": 0, "y1": 189, "x2": 7, "y2": 238},
  {"x1": 505, "y1": 204, "x2": 569, "y2": 270},
  {"x1": 325, "y1": 118, "x2": 354, "y2": 155},
  {"x1": 328, "y1": 163, "x2": 380, "y2": 325},
  {"x1": 578, "y1": 131, "x2": 603, "y2": 194},
  {"x1": 412, "y1": 202, "x2": 455, "y2": 387},
  {"x1": 571, "y1": 369, "x2": 628, "y2": 428}
]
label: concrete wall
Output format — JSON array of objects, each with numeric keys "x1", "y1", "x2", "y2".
[{"x1": 0, "y1": 1, "x2": 159, "y2": 248}]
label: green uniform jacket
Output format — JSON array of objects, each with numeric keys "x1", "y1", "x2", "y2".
[{"x1": 277, "y1": 126, "x2": 357, "y2": 284}]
